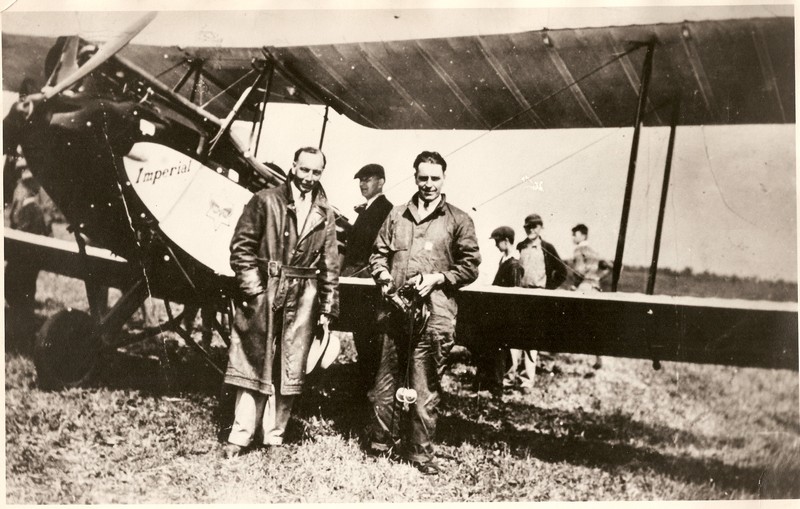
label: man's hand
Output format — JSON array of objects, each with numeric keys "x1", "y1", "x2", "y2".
[
  {"x1": 318, "y1": 313, "x2": 331, "y2": 329},
  {"x1": 408, "y1": 273, "x2": 446, "y2": 298},
  {"x1": 376, "y1": 270, "x2": 394, "y2": 297}
]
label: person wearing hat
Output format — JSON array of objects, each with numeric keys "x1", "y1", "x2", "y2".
[
  {"x1": 342, "y1": 164, "x2": 393, "y2": 277},
  {"x1": 341, "y1": 163, "x2": 394, "y2": 399},
  {"x1": 222, "y1": 146, "x2": 340, "y2": 459},
  {"x1": 472, "y1": 226, "x2": 524, "y2": 396},
  {"x1": 369, "y1": 150, "x2": 480, "y2": 475},
  {"x1": 570, "y1": 223, "x2": 608, "y2": 370},
  {"x1": 518, "y1": 213, "x2": 566, "y2": 290},
  {"x1": 508, "y1": 213, "x2": 567, "y2": 392},
  {"x1": 5, "y1": 163, "x2": 52, "y2": 353}
]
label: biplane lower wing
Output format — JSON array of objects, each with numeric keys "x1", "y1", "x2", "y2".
[
  {"x1": 5, "y1": 231, "x2": 797, "y2": 371},
  {"x1": 4, "y1": 229, "x2": 134, "y2": 290},
  {"x1": 338, "y1": 279, "x2": 799, "y2": 371}
]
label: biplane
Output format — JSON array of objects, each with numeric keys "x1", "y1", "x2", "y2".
[{"x1": 3, "y1": 9, "x2": 797, "y2": 390}]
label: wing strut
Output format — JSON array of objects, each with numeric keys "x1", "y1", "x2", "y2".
[
  {"x1": 318, "y1": 105, "x2": 330, "y2": 150},
  {"x1": 647, "y1": 97, "x2": 681, "y2": 295},
  {"x1": 251, "y1": 59, "x2": 275, "y2": 159},
  {"x1": 612, "y1": 40, "x2": 656, "y2": 292}
]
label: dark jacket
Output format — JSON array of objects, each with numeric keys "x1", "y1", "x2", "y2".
[
  {"x1": 226, "y1": 181, "x2": 340, "y2": 396},
  {"x1": 492, "y1": 256, "x2": 523, "y2": 287},
  {"x1": 516, "y1": 237, "x2": 566, "y2": 290},
  {"x1": 370, "y1": 194, "x2": 481, "y2": 334},
  {"x1": 342, "y1": 194, "x2": 393, "y2": 277}
]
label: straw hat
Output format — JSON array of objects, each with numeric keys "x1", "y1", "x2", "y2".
[{"x1": 305, "y1": 325, "x2": 340, "y2": 374}]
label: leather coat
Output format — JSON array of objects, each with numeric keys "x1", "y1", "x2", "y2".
[{"x1": 225, "y1": 182, "x2": 339, "y2": 396}]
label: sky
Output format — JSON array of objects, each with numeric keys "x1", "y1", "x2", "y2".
[{"x1": 2, "y1": 2, "x2": 796, "y2": 283}]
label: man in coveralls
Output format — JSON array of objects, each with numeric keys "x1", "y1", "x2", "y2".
[
  {"x1": 368, "y1": 150, "x2": 480, "y2": 475},
  {"x1": 223, "y1": 146, "x2": 339, "y2": 458}
]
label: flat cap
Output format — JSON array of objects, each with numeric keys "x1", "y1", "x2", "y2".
[
  {"x1": 489, "y1": 226, "x2": 515, "y2": 242},
  {"x1": 571, "y1": 223, "x2": 588, "y2": 235},
  {"x1": 524, "y1": 213, "x2": 543, "y2": 227},
  {"x1": 354, "y1": 163, "x2": 385, "y2": 179}
]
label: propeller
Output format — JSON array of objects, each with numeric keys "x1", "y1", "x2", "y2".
[{"x1": 38, "y1": 11, "x2": 157, "y2": 101}]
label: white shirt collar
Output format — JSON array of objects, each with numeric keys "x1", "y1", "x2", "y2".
[
  {"x1": 292, "y1": 180, "x2": 310, "y2": 201},
  {"x1": 500, "y1": 250, "x2": 520, "y2": 264},
  {"x1": 417, "y1": 195, "x2": 442, "y2": 220},
  {"x1": 364, "y1": 193, "x2": 383, "y2": 209}
]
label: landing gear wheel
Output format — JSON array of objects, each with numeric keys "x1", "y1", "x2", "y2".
[{"x1": 34, "y1": 309, "x2": 100, "y2": 390}]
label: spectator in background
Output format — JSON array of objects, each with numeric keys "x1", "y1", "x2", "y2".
[
  {"x1": 472, "y1": 226, "x2": 523, "y2": 396},
  {"x1": 341, "y1": 163, "x2": 393, "y2": 399},
  {"x1": 570, "y1": 223, "x2": 608, "y2": 370},
  {"x1": 509, "y1": 213, "x2": 566, "y2": 393},
  {"x1": 5, "y1": 164, "x2": 52, "y2": 352}
]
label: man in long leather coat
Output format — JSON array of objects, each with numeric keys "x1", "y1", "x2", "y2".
[
  {"x1": 222, "y1": 147, "x2": 339, "y2": 458},
  {"x1": 369, "y1": 151, "x2": 480, "y2": 474}
]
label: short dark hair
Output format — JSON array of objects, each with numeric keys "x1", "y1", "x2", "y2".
[
  {"x1": 413, "y1": 151, "x2": 447, "y2": 173},
  {"x1": 294, "y1": 146, "x2": 326, "y2": 168},
  {"x1": 572, "y1": 223, "x2": 589, "y2": 236}
]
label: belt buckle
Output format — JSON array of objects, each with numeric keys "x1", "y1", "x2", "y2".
[{"x1": 268, "y1": 260, "x2": 280, "y2": 277}]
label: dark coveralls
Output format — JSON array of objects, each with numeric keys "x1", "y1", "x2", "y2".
[{"x1": 368, "y1": 194, "x2": 480, "y2": 463}]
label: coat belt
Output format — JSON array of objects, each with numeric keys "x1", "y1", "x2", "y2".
[{"x1": 258, "y1": 260, "x2": 319, "y2": 310}]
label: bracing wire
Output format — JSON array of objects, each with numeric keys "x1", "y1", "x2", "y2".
[
  {"x1": 470, "y1": 130, "x2": 619, "y2": 211},
  {"x1": 200, "y1": 68, "x2": 256, "y2": 109},
  {"x1": 386, "y1": 42, "x2": 647, "y2": 193},
  {"x1": 155, "y1": 58, "x2": 190, "y2": 80},
  {"x1": 699, "y1": 125, "x2": 758, "y2": 227}
]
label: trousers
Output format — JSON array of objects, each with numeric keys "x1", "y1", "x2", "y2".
[
  {"x1": 228, "y1": 388, "x2": 296, "y2": 447},
  {"x1": 504, "y1": 349, "x2": 538, "y2": 388},
  {"x1": 368, "y1": 326, "x2": 454, "y2": 463}
]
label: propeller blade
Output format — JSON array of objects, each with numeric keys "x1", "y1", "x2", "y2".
[
  {"x1": 46, "y1": 36, "x2": 81, "y2": 87},
  {"x1": 42, "y1": 11, "x2": 157, "y2": 100}
]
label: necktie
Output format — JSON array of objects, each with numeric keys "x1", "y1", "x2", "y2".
[{"x1": 354, "y1": 203, "x2": 366, "y2": 214}]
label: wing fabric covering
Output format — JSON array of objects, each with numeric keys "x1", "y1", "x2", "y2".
[{"x1": 268, "y1": 17, "x2": 794, "y2": 129}]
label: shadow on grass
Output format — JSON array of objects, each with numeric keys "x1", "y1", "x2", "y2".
[
  {"x1": 10, "y1": 320, "x2": 796, "y2": 498},
  {"x1": 294, "y1": 363, "x2": 798, "y2": 497},
  {"x1": 436, "y1": 396, "x2": 780, "y2": 496}
]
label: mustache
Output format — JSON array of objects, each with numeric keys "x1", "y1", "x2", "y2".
[{"x1": 290, "y1": 172, "x2": 317, "y2": 188}]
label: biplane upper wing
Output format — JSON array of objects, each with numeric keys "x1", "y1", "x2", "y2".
[
  {"x1": 4, "y1": 17, "x2": 793, "y2": 128},
  {"x1": 263, "y1": 16, "x2": 794, "y2": 129}
]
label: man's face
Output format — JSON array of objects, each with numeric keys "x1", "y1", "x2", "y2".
[
  {"x1": 494, "y1": 239, "x2": 510, "y2": 252},
  {"x1": 292, "y1": 151, "x2": 325, "y2": 194},
  {"x1": 358, "y1": 175, "x2": 384, "y2": 200},
  {"x1": 415, "y1": 162, "x2": 445, "y2": 204},
  {"x1": 525, "y1": 224, "x2": 542, "y2": 240},
  {"x1": 572, "y1": 231, "x2": 586, "y2": 245}
]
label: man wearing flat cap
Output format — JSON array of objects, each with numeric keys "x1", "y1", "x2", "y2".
[
  {"x1": 341, "y1": 163, "x2": 393, "y2": 396},
  {"x1": 342, "y1": 164, "x2": 393, "y2": 277},
  {"x1": 507, "y1": 213, "x2": 567, "y2": 393}
]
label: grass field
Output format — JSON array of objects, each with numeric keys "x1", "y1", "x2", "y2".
[{"x1": 5, "y1": 267, "x2": 800, "y2": 502}]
